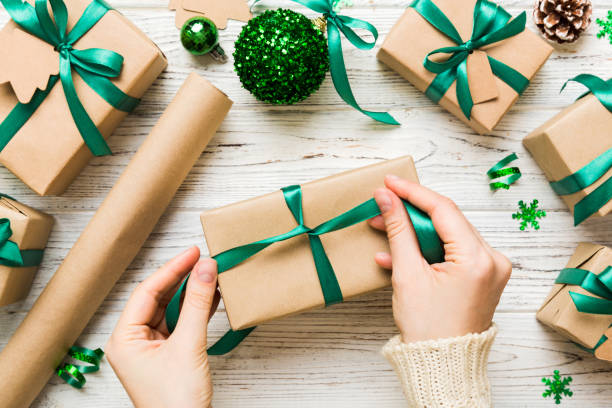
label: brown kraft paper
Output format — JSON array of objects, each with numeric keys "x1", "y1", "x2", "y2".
[
  {"x1": 0, "y1": 0, "x2": 168, "y2": 196},
  {"x1": 523, "y1": 94, "x2": 612, "y2": 221},
  {"x1": 377, "y1": 0, "x2": 553, "y2": 134},
  {"x1": 0, "y1": 72, "x2": 233, "y2": 408},
  {"x1": 537, "y1": 243, "x2": 612, "y2": 362},
  {"x1": 0, "y1": 197, "x2": 54, "y2": 307},
  {"x1": 202, "y1": 156, "x2": 419, "y2": 331}
]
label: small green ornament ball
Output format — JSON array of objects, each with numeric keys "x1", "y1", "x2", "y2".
[
  {"x1": 181, "y1": 16, "x2": 219, "y2": 56},
  {"x1": 233, "y1": 9, "x2": 330, "y2": 105}
]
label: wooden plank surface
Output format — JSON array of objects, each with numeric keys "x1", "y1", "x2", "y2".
[{"x1": 0, "y1": 0, "x2": 611, "y2": 406}]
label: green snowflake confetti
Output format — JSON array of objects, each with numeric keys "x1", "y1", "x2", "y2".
[
  {"x1": 542, "y1": 370, "x2": 573, "y2": 404},
  {"x1": 596, "y1": 11, "x2": 612, "y2": 44},
  {"x1": 512, "y1": 199, "x2": 546, "y2": 231}
]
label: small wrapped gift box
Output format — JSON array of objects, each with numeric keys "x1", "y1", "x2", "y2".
[
  {"x1": 0, "y1": 0, "x2": 167, "y2": 196},
  {"x1": 537, "y1": 243, "x2": 612, "y2": 362},
  {"x1": 201, "y1": 156, "x2": 423, "y2": 331},
  {"x1": 524, "y1": 77, "x2": 612, "y2": 226},
  {"x1": 377, "y1": 0, "x2": 553, "y2": 134},
  {"x1": 0, "y1": 195, "x2": 54, "y2": 307}
]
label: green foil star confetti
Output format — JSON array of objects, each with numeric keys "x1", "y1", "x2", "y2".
[
  {"x1": 596, "y1": 11, "x2": 612, "y2": 44},
  {"x1": 542, "y1": 370, "x2": 573, "y2": 404},
  {"x1": 233, "y1": 8, "x2": 330, "y2": 105},
  {"x1": 512, "y1": 199, "x2": 546, "y2": 231}
]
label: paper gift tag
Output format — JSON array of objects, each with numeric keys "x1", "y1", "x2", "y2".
[
  {"x1": 466, "y1": 50, "x2": 498, "y2": 104},
  {"x1": 0, "y1": 27, "x2": 59, "y2": 104},
  {"x1": 172, "y1": 0, "x2": 252, "y2": 29}
]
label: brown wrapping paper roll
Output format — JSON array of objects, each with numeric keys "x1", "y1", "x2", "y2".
[{"x1": 0, "y1": 72, "x2": 232, "y2": 407}]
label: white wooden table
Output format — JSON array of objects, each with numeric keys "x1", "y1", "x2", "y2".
[{"x1": 1, "y1": 0, "x2": 611, "y2": 406}]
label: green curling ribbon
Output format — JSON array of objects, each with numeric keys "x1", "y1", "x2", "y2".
[
  {"x1": 551, "y1": 75, "x2": 612, "y2": 226},
  {"x1": 555, "y1": 266, "x2": 612, "y2": 354},
  {"x1": 56, "y1": 346, "x2": 104, "y2": 389},
  {"x1": 165, "y1": 184, "x2": 444, "y2": 355},
  {"x1": 0, "y1": 194, "x2": 44, "y2": 268},
  {"x1": 0, "y1": 0, "x2": 140, "y2": 157},
  {"x1": 410, "y1": 0, "x2": 529, "y2": 119},
  {"x1": 487, "y1": 152, "x2": 521, "y2": 191},
  {"x1": 252, "y1": 0, "x2": 399, "y2": 125}
]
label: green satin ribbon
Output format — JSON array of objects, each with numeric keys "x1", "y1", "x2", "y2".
[
  {"x1": 56, "y1": 346, "x2": 104, "y2": 389},
  {"x1": 555, "y1": 266, "x2": 612, "y2": 354},
  {"x1": 0, "y1": 193, "x2": 45, "y2": 268},
  {"x1": 551, "y1": 74, "x2": 612, "y2": 226},
  {"x1": 410, "y1": 0, "x2": 529, "y2": 119},
  {"x1": 253, "y1": 0, "x2": 399, "y2": 125},
  {"x1": 0, "y1": 0, "x2": 140, "y2": 156},
  {"x1": 165, "y1": 184, "x2": 444, "y2": 355},
  {"x1": 487, "y1": 152, "x2": 521, "y2": 191}
]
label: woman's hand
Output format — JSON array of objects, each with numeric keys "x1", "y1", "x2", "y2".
[
  {"x1": 106, "y1": 247, "x2": 220, "y2": 408},
  {"x1": 370, "y1": 176, "x2": 512, "y2": 343}
]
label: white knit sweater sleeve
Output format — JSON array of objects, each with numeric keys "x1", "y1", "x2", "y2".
[{"x1": 382, "y1": 324, "x2": 497, "y2": 408}]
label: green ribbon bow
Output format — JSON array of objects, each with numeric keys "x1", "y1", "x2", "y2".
[
  {"x1": 0, "y1": 215, "x2": 44, "y2": 268},
  {"x1": 56, "y1": 346, "x2": 104, "y2": 389},
  {"x1": 165, "y1": 184, "x2": 445, "y2": 355},
  {"x1": 555, "y1": 266, "x2": 612, "y2": 354},
  {"x1": 0, "y1": 0, "x2": 140, "y2": 156},
  {"x1": 551, "y1": 74, "x2": 612, "y2": 226},
  {"x1": 410, "y1": 0, "x2": 529, "y2": 119},
  {"x1": 253, "y1": 0, "x2": 399, "y2": 125}
]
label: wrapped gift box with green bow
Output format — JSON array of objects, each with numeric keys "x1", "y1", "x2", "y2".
[
  {"x1": 0, "y1": 0, "x2": 167, "y2": 196},
  {"x1": 0, "y1": 195, "x2": 54, "y2": 307},
  {"x1": 377, "y1": 0, "x2": 553, "y2": 134},
  {"x1": 537, "y1": 243, "x2": 612, "y2": 362},
  {"x1": 524, "y1": 74, "x2": 612, "y2": 226}
]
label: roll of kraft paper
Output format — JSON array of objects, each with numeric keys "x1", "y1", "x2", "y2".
[{"x1": 0, "y1": 72, "x2": 232, "y2": 408}]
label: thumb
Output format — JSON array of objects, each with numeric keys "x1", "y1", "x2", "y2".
[
  {"x1": 173, "y1": 258, "x2": 218, "y2": 349},
  {"x1": 374, "y1": 187, "x2": 425, "y2": 274}
]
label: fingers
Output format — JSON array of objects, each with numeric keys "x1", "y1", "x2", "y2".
[
  {"x1": 384, "y1": 176, "x2": 480, "y2": 249},
  {"x1": 374, "y1": 252, "x2": 393, "y2": 269},
  {"x1": 173, "y1": 258, "x2": 219, "y2": 349},
  {"x1": 119, "y1": 247, "x2": 200, "y2": 327},
  {"x1": 374, "y1": 187, "x2": 424, "y2": 273}
]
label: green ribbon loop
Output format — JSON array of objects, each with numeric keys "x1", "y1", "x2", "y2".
[
  {"x1": 555, "y1": 266, "x2": 612, "y2": 353},
  {"x1": 487, "y1": 152, "x2": 521, "y2": 190},
  {"x1": 56, "y1": 346, "x2": 104, "y2": 389},
  {"x1": 165, "y1": 184, "x2": 445, "y2": 355},
  {"x1": 411, "y1": 0, "x2": 529, "y2": 119},
  {"x1": 0, "y1": 0, "x2": 140, "y2": 157},
  {"x1": 0, "y1": 218, "x2": 44, "y2": 268},
  {"x1": 253, "y1": 0, "x2": 399, "y2": 125}
]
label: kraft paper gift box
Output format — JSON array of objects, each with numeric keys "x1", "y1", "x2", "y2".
[
  {"x1": 0, "y1": 0, "x2": 168, "y2": 196},
  {"x1": 377, "y1": 0, "x2": 553, "y2": 134},
  {"x1": 523, "y1": 94, "x2": 612, "y2": 224},
  {"x1": 0, "y1": 196, "x2": 54, "y2": 307},
  {"x1": 537, "y1": 243, "x2": 612, "y2": 362},
  {"x1": 201, "y1": 156, "x2": 419, "y2": 331}
]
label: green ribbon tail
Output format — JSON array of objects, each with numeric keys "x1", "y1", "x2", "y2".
[
  {"x1": 326, "y1": 23, "x2": 399, "y2": 125},
  {"x1": 487, "y1": 152, "x2": 521, "y2": 191},
  {"x1": 0, "y1": 217, "x2": 45, "y2": 267},
  {"x1": 573, "y1": 177, "x2": 612, "y2": 226},
  {"x1": 56, "y1": 346, "x2": 104, "y2": 389}
]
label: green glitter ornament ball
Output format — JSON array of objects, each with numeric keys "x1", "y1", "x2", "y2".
[
  {"x1": 233, "y1": 9, "x2": 330, "y2": 105},
  {"x1": 181, "y1": 16, "x2": 219, "y2": 56}
]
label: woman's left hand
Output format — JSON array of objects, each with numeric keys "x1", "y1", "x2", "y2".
[{"x1": 106, "y1": 246, "x2": 220, "y2": 408}]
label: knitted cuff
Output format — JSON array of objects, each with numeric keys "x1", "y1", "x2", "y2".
[{"x1": 382, "y1": 324, "x2": 498, "y2": 408}]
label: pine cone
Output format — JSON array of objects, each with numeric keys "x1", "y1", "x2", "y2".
[{"x1": 533, "y1": 0, "x2": 592, "y2": 43}]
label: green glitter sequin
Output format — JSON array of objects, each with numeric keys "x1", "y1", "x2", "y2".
[
  {"x1": 233, "y1": 9, "x2": 330, "y2": 105},
  {"x1": 181, "y1": 16, "x2": 219, "y2": 56},
  {"x1": 512, "y1": 199, "x2": 546, "y2": 231},
  {"x1": 542, "y1": 370, "x2": 573, "y2": 404},
  {"x1": 596, "y1": 11, "x2": 612, "y2": 44}
]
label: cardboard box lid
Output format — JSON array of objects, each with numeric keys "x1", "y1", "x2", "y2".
[{"x1": 201, "y1": 156, "x2": 419, "y2": 330}]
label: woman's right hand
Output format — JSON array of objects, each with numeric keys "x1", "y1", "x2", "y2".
[{"x1": 370, "y1": 175, "x2": 512, "y2": 343}]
